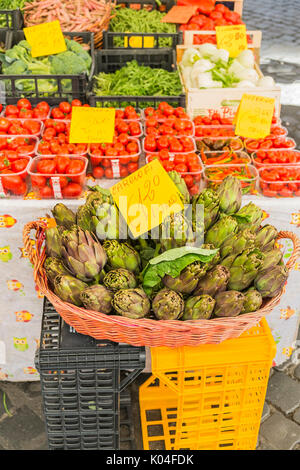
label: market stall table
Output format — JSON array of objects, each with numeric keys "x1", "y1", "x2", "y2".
[{"x1": 0, "y1": 190, "x2": 299, "y2": 381}]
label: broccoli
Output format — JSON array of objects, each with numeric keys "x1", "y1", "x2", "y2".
[
  {"x1": 50, "y1": 51, "x2": 89, "y2": 75},
  {"x1": 2, "y1": 60, "x2": 28, "y2": 74},
  {"x1": 65, "y1": 38, "x2": 92, "y2": 69}
]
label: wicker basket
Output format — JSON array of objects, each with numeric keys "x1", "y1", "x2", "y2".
[{"x1": 23, "y1": 221, "x2": 300, "y2": 347}]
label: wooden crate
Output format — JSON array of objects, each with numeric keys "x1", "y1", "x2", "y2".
[
  {"x1": 176, "y1": 44, "x2": 281, "y2": 120},
  {"x1": 183, "y1": 30, "x2": 262, "y2": 64}
]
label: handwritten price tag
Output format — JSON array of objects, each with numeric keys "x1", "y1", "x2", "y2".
[
  {"x1": 24, "y1": 20, "x2": 66, "y2": 58},
  {"x1": 235, "y1": 93, "x2": 275, "y2": 139},
  {"x1": 110, "y1": 159, "x2": 184, "y2": 238},
  {"x1": 216, "y1": 24, "x2": 247, "y2": 58},
  {"x1": 69, "y1": 107, "x2": 115, "y2": 144},
  {"x1": 124, "y1": 35, "x2": 154, "y2": 48}
]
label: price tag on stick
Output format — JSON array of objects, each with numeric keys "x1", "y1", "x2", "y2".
[
  {"x1": 216, "y1": 24, "x2": 247, "y2": 58},
  {"x1": 24, "y1": 20, "x2": 67, "y2": 58},
  {"x1": 235, "y1": 94, "x2": 275, "y2": 139},
  {"x1": 110, "y1": 159, "x2": 184, "y2": 239},
  {"x1": 69, "y1": 107, "x2": 115, "y2": 144}
]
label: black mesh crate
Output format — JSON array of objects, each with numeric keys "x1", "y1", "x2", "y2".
[
  {"x1": 88, "y1": 48, "x2": 185, "y2": 109},
  {"x1": 0, "y1": 30, "x2": 95, "y2": 105},
  {"x1": 35, "y1": 298, "x2": 145, "y2": 450},
  {"x1": 0, "y1": 9, "x2": 23, "y2": 30}
]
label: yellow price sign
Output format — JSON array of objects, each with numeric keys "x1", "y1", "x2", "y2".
[
  {"x1": 235, "y1": 93, "x2": 275, "y2": 139},
  {"x1": 69, "y1": 107, "x2": 115, "y2": 144},
  {"x1": 24, "y1": 20, "x2": 67, "y2": 58},
  {"x1": 110, "y1": 159, "x2": 184, "y2": 238},
  {"x1": 124, "y1": 35, "x2": 154, "y2": 48},
  {"x1": 216, "y1": 24, "x2": 247, "y2": 58}
]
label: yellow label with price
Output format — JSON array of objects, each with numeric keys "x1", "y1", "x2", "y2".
[
  {"x1": 24, "y1": 20, "x2": 67, "y2": 58},
  {"x1": 235, "y1": 93, "x2": 275, "y2": 139},
  {"x1": 124, "y1": 35, "x2": 155, "y2": 48},
  {"x1": 216, "y1": 24, "x2": 247, "y2": 58},
  {"x1": 110, "y1": 159, "x2": 184, "y2": 238},
  {"x1": 69, "y1": 107, "x2": 115, "y2": 144}
]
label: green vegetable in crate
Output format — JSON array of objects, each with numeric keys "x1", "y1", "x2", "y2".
[
  {"x1": 192, "y1": 188, "x2": 220, "y2": 232},
  {"x1": 60, "y1": 226, "x2": 107, "y2": 282},
  {"x1": 220, "y1": 228, "x2": 256, "y2": 267},
  {"x1": 162, "y1": 261, "x2": 207, "y2": 295},
  {"x1": 260, "y1": 247, "x2": 283, "y2": 271},
  {"x1": 254, "y1": 265, "x2": 289, "y2": 298},
  {"x1": 204, "y1": 215, "x2": 238, "y2": 247},
  {"x1": 80, "y1": 284, "x2": 113, "y2": 314},
  {"x1": 182, "y1": 294, "x2": 215, "y2": 320},
  {"x1": 53, "y1": 274, "x2": 88, "y2": 306},
  {"x1": 103, "y1": 268, "x2": 137, "y2": 293},
  {"x1": 45, "y1": 226, "x2": 63, "y2": 259},
  {"x1": 241, "y1": 288, "x2": 263, "y2": 314},
  {"x1": 112, "y1": 288, "x2": 150, "y2": 319},
  {"x1": 216, "y1": 175, "x2": 242, "y2": 215},
  {"x1": 159, "y1": 211, "x2": 195, "y2": 252},
  {"x1": 227, "y1": 248, "x2": 264, "y2": 291},
  {"x1": 193, "y1": 264, "x2": 230, "y2": 297},
  {"x1": 233, "y1": 202, "x2": 263, "y2": 233},
  {"x1": 93, "y1": 61, "x2": 182, "y2": 100},
  {"x1": 44, "y1": 257, "x2": 71, "y2": 284},
  {"x1": 255, "y1": 224, "x2": 278, "y2": 252},
  {"x1": 109, "y1": 8, "x2": 177, "y2": 48},
  {"x1": 213, "y1": 290, "x2": 245, "y2": 317},
  {"x1": 52, "y1": 203, "x2": 76, "y2": 230},
  {"x1": 103, "y1": 240, "x2": 141, "y2": 274},
  {"x1": 152, "y1": 288, "x2": 184, "y2": 320},
  {"x1": 168, "y1": 171, "x2": 190, "y2": 205}
]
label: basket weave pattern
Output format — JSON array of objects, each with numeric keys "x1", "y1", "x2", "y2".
[{"x1": 23, "y1": 221, "x2": 300, "y2": 347}]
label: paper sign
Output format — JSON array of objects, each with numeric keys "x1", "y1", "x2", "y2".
[
  {"x1": 24, "y1": 20, "x2": 67, "y2": 58},
  {"x1": 69, "y1": 107, "x2": 115, "y2": 144},
  {"x1": 216, "y1": 24, "x2": 247, "y2": 58},
  {"x1": 235, "y1": 94, "x2": 275, "y2": 139},
  {"x1": 110, "y1": 159, "x2": 184, "y2": 238},
  {"x1": 161, "y1": 6, "x2": 198, "y2": 24},
  {"x1": 124, "y1": 35, "x2": 155, "y2": 48}
]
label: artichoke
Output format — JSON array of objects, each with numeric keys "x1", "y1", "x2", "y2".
[
  {"x1": 112, "y1": 288, "x2": 150, "y2": 319},
  {"x1": 53, "y1": 274, "x2": 88, "y2": 306},
  {"x1": 192, "y1": 188, "x2": 220, "y2": 232},
  {"x1": 80, "y1": 284, "x2": 113, "y2": 313},
  {"x1": 44, "y1": 256, "x2": 71, "y2": 284},
  {"x1": 234, "y1": 202, "x2": 263, "y2": 233},
  {"x1": 220, "y1": 228, "x2": 256, "y2": 261},
  {"x1": 201, "y1": 243, "x2": 221, "y2": 269},
  {"x1": 182, "y1": 295, "x2": 215, "y2": 320},
  {"x1": 103, "y1": 240, "x2": 141, "y2": 273},
  {"x1": 159, "y1": 211, "x2": 195, "y2": 252},
  {"x1": 193, "y1": 264, "x2": 230, "y2": 297},
  {"x1": 255, "y1": 224, "x2": 278, "y2": 252},
  {"x1": 228, "y1": 248, "x2": 264, "y2": 291},
  {"x1": 162, "y1": 261, "x2": 207, "y2": 294},
  {"x1": 52, "y1": 203, "x2": 76, "y2": 230},
  {"x1": 241, "y1": 288, "x2": 263, "y2": 314},
  {"x1": 254, "y1": 265, "x2": 288, "y2": 298},
  {"x1": 77, "y1": 189, "x2": 113, "y2": 232},
  {"x1": 103, "y1": 268, "x2": 137, "y2": 293},
  {"x1": 260, "y1": 247, "x2": 283, "y2": 271},
  {"x1": 60, "y1": 226, "x2": 107, "y2": 282},
  {"x1": 213, "y1": 290, "x2": 245, "y2": 317},
  {"x1": 204, "y1": 215, "x2": 238, "y2": 247},
  {"x1": 93, "y1": 201, "x2": 120, "y2": 240},
  {"x1": 216, "y1": 175, "x2": 242, "y2": 215},
  {"x1": 152, "y1": 288, "x2": 184, "y2": 320},
  {"x1": 168, "y1": 170, "x2": 190, "y2": 204},
  {"x1": 45, "y1": 226, "x2": 63, "y2": 258}
]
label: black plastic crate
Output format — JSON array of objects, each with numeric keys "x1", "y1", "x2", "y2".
[
  {"x1": 0, "y1": 9, "x2": 23, "y2": 30},
  {"x1": 35, "y1": 298, "x2": 145, "y2": 450},
  {"x1": 0, "y1": 30, "x2": 95, "y2": 105},
  {"x1": 88, "y1": 48, "x2": 185, "y2": 108}
]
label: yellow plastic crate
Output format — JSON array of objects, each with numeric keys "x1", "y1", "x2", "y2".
[{"x1": 139, "y1": 318, "x2": 276, "y2": 450}]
